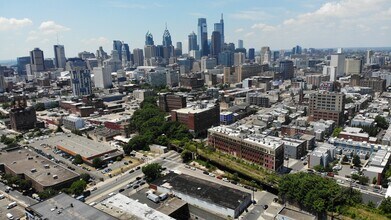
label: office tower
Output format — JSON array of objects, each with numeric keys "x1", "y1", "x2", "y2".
[
  {"x1": 201, "y1": 57, "x2": 217, "y2": 71},
  {"x1": 248, "y1": 48, "x2": 255, "y2": 61},
  {"x1": 71, "y1": 68, "x2": 92, "y2": 97},
  {"x1": 188, "y1": 32, "x2": 198, "y2": 52},
  {"x1": 156, "y1": 45, "x2": 164, "y2": 58},
  {"x1": 260, "y1": 46, "x2": 271, "y2": 64},
  {"x1": 53, "y1": 45, "x2": 66, "y2": 69},
  {"x1": 272, "y1": 51, "x2": 280, "y2": 62},
  {"x1": 66, "y1": 57, "x2": 87, "y2": 71},
  {"x1": 96, "y1": 46, "x2": 109, "y2": 60},
  {"x1": 30, "y1": 48, "x2": 45, "y2": 73},
  {"x1": 323, "y1": 66, "x2": 337, "y2": 82},
  {"x1": 144, "y1": 45, "x2": 156, "y2": 59},
  {"x1": 176, "y1": 42, "x2": 182, "y2": 56},
  {"x1": 238, "y1": 40, "x2": 243, "y2": 49},
  {"x1": 162, "y1": 26, "x2": 172, "y2": 47},
  {"x1": 145, "y1": 31, "x2": 154, "y2": 46},
  {"x1": 366, "y1": 50, "x2": 373, "y2": 65},
  {"x1": 159, "y1": 93, "x2": 186, "y2": 112},
  {"x1": 16, "y1": 56, "x2": 30, "y2": 75},
  {"x1": 176, "y1": 42, "x2": 182, "y2": 51},
  {"x1": 44, "y1": 59, "x2": 54, "y2": 69},
  {"x1": 279, "y1": 60, "x2": 294, "y2": 80},
  {"x1": 93, "y1": 66, "x2": 112, "y2": 89},
  {"x1": 219, "y1": 51, "x2": 234, "y2": 67},
  {"x1": 9, "y1": 97, "x2": 37, "y2": 131},
  {"x1": 122, "y1": 43, "x2": 131, "y2": 61},
  {"x1": 133, "y1": 48, "x2": 144, "y2": 66},
  {"x1": 214, "y1": 13, "x2": 224, "y2": 47},
  {"x1": 210, "y1": 31, "x2": 221, "y2": 59},
  {"x1": 234, "y1": 52, "x2": 245, "y2": 66},
  {"x1": 78, "y1": 51, "x2": 95, "y2": 60},
  {"x1": 330, "y1": 49, "x2": 345, "y2": 77},
  {"x1": 113, "y1": 40, "x2": 123, "y2": 61},
  {"x1": 189, "y1": 50, "x2": 201, "y2": 60},
  {"x1": 345, "y1": 58, "x2": 363, "y2": 75},
  {"x1": 292, "y1": 45, "x2": 302, "y2": 55},
  {"x1": 198, "y1": 18, "x2": 209, "y2": 56},
  {"x1": 102, "y1": 50, "x2": 122, "y2": 72},
  {"x1": 309, "y1": 92, "x2": 345, "y2": 125}
]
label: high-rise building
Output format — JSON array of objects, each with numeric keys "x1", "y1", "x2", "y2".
[
  {"x1": 93, "y1": 66, "x2": 112, "y2": 89},
  {"x1": 71, "y1": 68, "x2": 92, "y2": 97},
  {"x1": 144, "y1": 45, "x2": 156, "y2": 59},
  {"x1": 323, "y1": 66, "x2": 337, "y2": 82},
  {"x1": 234, "y1": 52, "x2": 245, "y2": 66},
  {"x1": 30, "y1": 48, "x2": 45, "y2": 73},
  {"x1": 122, "y1": 43, "x2": 131, "y2": 62},
  {"x1": 309, "y1": 92, "x2": 345, "y2": 125},
  {"x1": 9, "y1": 97, "x2": 37, "y2": 131},
  {"x1": 292, "y1": 45, "x2": 302, "y2": 55},
  {"x1": 345, "y1": 58, "x2": 363, "y2": 75},
  {"x1": 133, "y1": 48, "x2": 144, "y2": 66},
  {"x1": 188, "y1": 32, "x2": 198, "y2": 52},
  {"x1": 113, "y1": 40, "x2": 123, "y2": 61},
  {"x1": 16, "y1": 56, "x2": 30, "y2": 75},
  {"x1": 260, "y1": 47, "x2": 271, "y2": 64},
  {"x1": 162, "y1": 26, "x2": 172, "y2": 47},
  {"x1": 54, "y1": 45, "x2": 66, "y2": 69},
  {"x1": 210, "y1": 31, "x2": 221, "y2": 59},
  {"x1": 214, "y1": 13, "x2": 224, "y2": 48},
  {"x1": 145, "y1": 31, "x2": 154, "y2": 46},
  {"x1": 176, "y1": 42, "x2": 182, "y2": 56},
  {"x1": 366, "y1": 50, "x2": 373, "y2": 65},
  {"x1": 159, "y1": 93, "x2": 187, "y2": 112},
  {"x1": 330, "y1": 50, "x2": 345, "y2": 77},
  {"x1": 238, "y1": 40, "x2": 243, "y2": 49},
  {"x1": 201, "y1": 57, "x2": 217, "y2": 71},
  {"x1": 198, "y1": 18, "x2": 209, "y2": 56},
  {"x1": 279, "y1": 60, "x2": 294, "y2": 80},
  {"x1": 248, "y1": 48, "x2": 255, "y2": 61},
  {"x1": 218, "y1": 51, "x2": 234, "y2": 67}
]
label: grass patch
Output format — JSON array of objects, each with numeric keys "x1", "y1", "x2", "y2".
[{"x1": 338, "y1": 205, "x2": 389, "y2": 220}]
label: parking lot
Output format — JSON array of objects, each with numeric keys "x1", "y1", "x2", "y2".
[{"x1": 0, "y1": 195, "x2": 25, "y2": 219}]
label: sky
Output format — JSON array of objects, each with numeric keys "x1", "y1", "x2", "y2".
[{"x1": 0, "y1": 0, "x2": 390, "y2": 60}]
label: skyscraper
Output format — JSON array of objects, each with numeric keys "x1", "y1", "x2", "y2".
[
  {"x1": 93, "y1": 66, "x2": 112, "y2": 89},
  {"x1": 16, "y1": 56, "x2": 30, "y2": 75},
  {"x1": 113, "y1": 40, "x2": 123, "y2": 61},
  {"x1": 162, "y1": 26, "x2": 172, "y2": 47},
  {"x1": 71, "y1": 68, "x2": 92, "y2": 97},
  {"x1": 279, "y1": 60, "x2": 294, "y2": 80},
  {"x1": 188, "y1": 32, "x2": 198, "y2": 52},
  {"x1": 248, "y1": 48, "x2": 255, "y2": 61},
  {"x1": 122, "y1": 43, "x2": 131, "y2": 61},
  {"x1": 145, "y1": 31, "x2": 154, "y2": 46},
  {"x1": 210, "y1": 31, "x2": 221, "y2": 59},
  {"x1": 133, "y1": 48, "x2": 144, "y2": 66},
  {"x1": 214, "y1": 13, "x2": 224, "y2": 48},
  {"x1": 144, "y1": 45, "x2": 156, "y2": 59},
  {"x1": 330, "y1": 49, "x2": 345, "y2": 77},
  {"x1": 198, "y1": 18, "x2": 209, "y2": 56},
  {"x1": 54, "y1": 45, "x2": 66, "y2": 69},
  {"x1": 238, "y1": 40, "x2": 243, "y2": 49},
  {"x1": 30, "y1": 48, "x2": 45, "y2": 73}
]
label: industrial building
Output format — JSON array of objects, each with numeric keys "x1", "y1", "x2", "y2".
[
  {"x1": 26, "y1": 193, "x2": 116, "y2": 220},
  {"x1": 151, "y1": 173, "x2": 251, "y2": 219},
  {"x1": 0, "y1": 149, "x2": 79, "y2": 192}
]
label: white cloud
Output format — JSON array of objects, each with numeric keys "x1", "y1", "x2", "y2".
[
  {"x1": 0, "y1": 17, "x2": 32, "y2": 31},
  {"x1": 251, "y1": 23, "x2": 277, "y2": 32},
  {"x1": 245, "y1": 32, "x2": 254, "y2": 37},
  {"x1": 231, "y1": 10, "x2": 271, "y2": 21},
  {"x1": 82, "y1": 37, "x2": 110, "y2": 46},
  {"x1": 235, "y1": 28, "x2": 244, "y2": 33},
  {"x1": 39, "y1": 21, "x2": 70, "y2": 35}
]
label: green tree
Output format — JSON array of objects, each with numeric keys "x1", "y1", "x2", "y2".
[
  {"x1": 68, "y1": 180, "x2": 87, "y2": 196},
  {"x1": 92, "y1": 157, "x2": 104, "y2": 168},
  {"x1": 352, "y1": 155, "x2": 361, "y2": 167},
  {"x1": 73, "y1": 154, "x2": 83, "y2": 164},
  {"x1": 142, "y1": 163, "x2": 162, "y2": 182},
  {"x1": 2, "y1": 102, "x2": 10, "y2": 109},
  {"x1": 342, "y1": 155, "x2": 349, "y2": 163},
  {"x1": 375, "y1": 115, "x2": 389, "y2": 129},
  {"x1": 80, "y1": 173, "x2": 91, "y2": 183},
  {"x1": 332, "y1": 127, "x2": 343, "y2": 137},
  {"x1": 18, "y1": 179, "x2": 32, "y2": 191},
  {"x1": 38, "y1": 188, "x2": 57, "y2": 200},
  {"x1": 372, "y1": 177, "x2": 377, "y2": 185},
  {"x1": 379, "y1": 197, "x2": 391, "y2": 214},
  {"x1": 358, "y1": 175, "x2": 369, "y2": 185},
  {"x1": 181, "y1": 150, "x2": 193, "y2": 163}
]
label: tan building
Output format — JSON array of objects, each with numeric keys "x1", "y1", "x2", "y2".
[
  {"x1": 345, "y1": 58, "x2": 362, "y2": 75},
  {"x1": 309, "y1": 91, "x2": 345, "y2": 125}
]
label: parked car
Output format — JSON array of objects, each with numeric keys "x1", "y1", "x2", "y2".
[
  {"x1": 118, "y1": 188, "x2": 125, "y2": 193},
  {"x1": 203, "y1": 171, "x2": 209, "y2": 175}
]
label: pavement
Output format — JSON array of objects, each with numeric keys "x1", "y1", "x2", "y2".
[{"x1": 0, "y1": 182, "x2": 36, "y2": 207}]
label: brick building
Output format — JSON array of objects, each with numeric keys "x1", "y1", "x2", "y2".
[
  {"x1": 171, "y1": 103, "x2": 219, "y2": 137},
  {"x1": 159, "y1": 93, "x2": 186, "y2": 112},
  {"x1": 207, "y1": 126, "x2": 284, "y2": 171},
  {"x1": 309, "y1": 91, "x2": 345, "y2": 125}
]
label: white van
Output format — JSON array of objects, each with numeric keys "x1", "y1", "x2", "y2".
[
  {"x1": 6, "y1": 213, "x2": 14, "y2": 219},
  {"x1": 7, "y1": 202, "x2": 17, "y2": 209}
]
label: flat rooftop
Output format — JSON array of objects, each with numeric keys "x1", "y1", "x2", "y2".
[
  {"x1": 53, "y1": 133, "x2": 117, "y2": 159},
  {"x1": 153, "y1": 173, "x2": 251, "y2": 210},
  {"x1": 173, "y1": 104, "x2": 216, "y2": 114},
  {"x1": 278, "y1": 207, "x2": 316, "y2": 220},
  {"x1": 97, "y1": 193, "x2": 174, "y2": 220},
  {"x1": 27, "y1": 193, "x2": 116, "y2": 220},
  {"x1": 0, "y1": 149, "x2": 79, "y2": 188}
]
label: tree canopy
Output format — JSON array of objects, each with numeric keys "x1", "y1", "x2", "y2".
[
  {"x1": 142, "y1": 163, "x2": 162, "y2": 182},
  {"x1": 375, "y1": 115, "x2": 389, "y2": 129},
  {"x1": 92, "y1": 157, "x2": 104, "y2": 168},
  {"x1": 73, "y1": 154, "x2": 83, "y2": 164}
]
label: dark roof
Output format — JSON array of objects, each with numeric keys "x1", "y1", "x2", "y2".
[
  {"x1": 27, "y1": 193, "x2": 116, "y2": 220},
  {"x1": 153, "y1": 173, "x2": 251, "y2": 210}
]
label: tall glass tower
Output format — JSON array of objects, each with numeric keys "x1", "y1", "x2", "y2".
[
  {"x1": 162, "y1": 26, "x2": 172, "y2": 47},
  {"x1": 214, "y1": 13, "x2": 224, "y2": 48},
  {"x1": 188, "y1": 32, "x2": 198, "y2": 52},
  {"x1": 145, "y1": 31, "x2": 154, "y2": 46},
  {"x1": 198, "y1": 18, "x2": 208, "y2": 56}
]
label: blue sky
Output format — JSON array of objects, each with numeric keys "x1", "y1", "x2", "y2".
[{"x1": 0, "y1": 0, "x2": 390, "y2": 60}]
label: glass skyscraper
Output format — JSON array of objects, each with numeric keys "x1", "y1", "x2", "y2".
[{"x1": 198, "y1": 18, "x2": 209, "y2": 56}]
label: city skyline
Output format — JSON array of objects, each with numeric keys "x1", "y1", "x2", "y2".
[{"x1": 0, "y1": 0, "x2": 390, "y2": 60}]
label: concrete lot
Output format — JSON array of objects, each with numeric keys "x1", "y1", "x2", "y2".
[{"x1": 0, "y1": 196, "x2": 25, "y2": 219}]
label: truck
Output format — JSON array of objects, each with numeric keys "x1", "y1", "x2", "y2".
[
  {"x1": 147, "y1": 193, "x2": 160, "y2": 203},
  {"x1": 159, "y1": 193, "x2": 168, "y2": 201}
]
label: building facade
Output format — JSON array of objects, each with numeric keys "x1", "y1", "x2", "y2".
[{"x1": 309, "y1": 92, "x2": 345, "y2": 125}]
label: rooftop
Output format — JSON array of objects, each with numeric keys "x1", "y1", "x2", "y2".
[
  {"x1": 53, "y1": 133, "x2": 118, "y2": 159},
  {"x1": 0, "y1": 149, "x2": 79, "y2": 188},
  {"x1": 173, "y1": 103, "x2": 217, "y2": 114},
  {"x1": 277, "y1": 207, "x2": 316, "y2": 220},
  {"x1": 153, "y1": 173, "x2": 251, "y2": 210},
  {"x1": 27, "y1": 193, "x2": 116, "y2": 220},
  {"x1": 97, "y1": 193, "x2": 174, "y2": 220}
]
